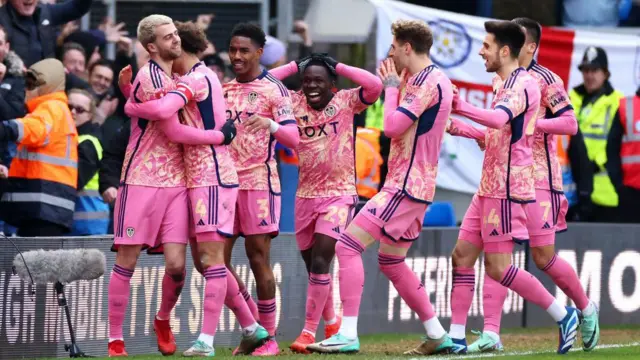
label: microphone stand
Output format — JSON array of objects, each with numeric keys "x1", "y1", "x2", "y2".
[{"x1": 55, "y1": 281, "x2": 91, "y2": 358}]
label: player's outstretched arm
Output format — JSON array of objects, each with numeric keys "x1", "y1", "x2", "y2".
[
  {"x1": 536, "y1": 108, "x2": 577, "y2": 135},
  {"x1": 447, "y1": 117, "x2": 485, "y2": 140},
  {"x1": 124, "y1": 82, "x2": 194, "y2": 122},
  {"x1": 334, "y1": 62, "x2": 383, "y2": 104},
  {"x1": 158, "y1": 114, "x2": 229, "y2": 146},
  {"x1": 452, "y1": 94, "x2": 511, "y2": 129},
  {"x1": 268, "y1": 61, "x2": 298, "y2": 81}
]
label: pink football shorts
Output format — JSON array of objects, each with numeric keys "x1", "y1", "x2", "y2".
[
  {"x1": 459, "y1": 194, "x2": 529, "y2": 253},
  {"x1": 113, "y1": 184, "x2": 189, "y2": 254},
  {"x1": 525, "y1": 189, "x2": 566, "y2": 247},
  {"x1": 556, "y1": 193, "x2": 569, "y2": 233},
  {"x1": 233, "y1": 190, "x2": 281, "y2": 237},
  {"x1": 356, "y1": 187, "x2": 427, "y2": 246},
  {"x1": 188, "y1": 185, "x2": 238, "y2": 242},
  {"x1": 295, "y1": 195, "x2": 358, "y2": 251}
]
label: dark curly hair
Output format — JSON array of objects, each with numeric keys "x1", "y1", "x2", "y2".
[{"x1": 229, "y1": 23, "x2": 266, "y2": 48}]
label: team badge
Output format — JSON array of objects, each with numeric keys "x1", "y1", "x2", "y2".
[
  {"x1": 126, "y1": 227, "x2": 135, "y2": 238},
  {"x1": 427, "y1": 19, "x2": 471, "y2": 69},
  {"x1": 324, "y1": 105, "x2": 337, "y2": 117},
  {"x1": 248, "y1": 91, "x2": 258, "y2": 104}
]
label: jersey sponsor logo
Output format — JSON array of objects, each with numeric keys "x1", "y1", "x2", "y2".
[
  {"x1": 298, "y1": 121, "x2": 339, "y2": 138},
  {"x1": 324, "y1": 105, "x2": 337, "y2": 117},
  {"x1": 226, "y1": 110, "x2": 256, "y2": 123}
]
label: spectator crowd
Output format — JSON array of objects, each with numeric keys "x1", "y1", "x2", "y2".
[{"x1": 0, "y1": 0, "x2": 638, "y2": 237}]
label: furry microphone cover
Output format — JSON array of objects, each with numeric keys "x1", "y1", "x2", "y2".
[{"x1": 13, "y1": 248, "x2": 106, "y2": 285}]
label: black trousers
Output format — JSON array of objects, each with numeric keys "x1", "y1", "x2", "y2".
[
  {"x1": 619, "y1": 186, "x2": 640, "y2": 223},
  {"x1": 16, "y1": 219, "x2": 67, "y2": 237}
]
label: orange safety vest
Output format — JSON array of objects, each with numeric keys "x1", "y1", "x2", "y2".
[
  {"x1": 619, "y1": 96, "x2": 640, "y2": 189},
  {"x1": 1, "y1": 91, "x2": 78, "y2": 229},
  {"x1": 355, "y1": 127, "x2": 382, "y2": 199}
]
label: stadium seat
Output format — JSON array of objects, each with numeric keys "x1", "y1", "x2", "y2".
[
  {"x1": 423, "y1": 201, "x2": 456, "y2": 227},
  {"x1": 279, "y1": 164, "x2": 298, "y2": 233}
]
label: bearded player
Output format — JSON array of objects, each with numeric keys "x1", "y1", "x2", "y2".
[
  {"x1": 107, "y1": 15, "x2": 231, "y2": 357},
  {"x1": 119, "y1": 21, "x2": 270, "y2": 356},
  {"x1": 267, "y1": 53, "x2": 382, "y2": 352},
  {"x1": 447, "y1": 18, "x2": 598, "y2": 354},
  {"x1": 445, "y1": 20, "x2": 581, "y2": 355},
  {"x1": 223, "y1": 23, "x2": 300, "y2": 356},
  {"x1": 307, "y1": 19, "x2": 456, "y2": 355}
]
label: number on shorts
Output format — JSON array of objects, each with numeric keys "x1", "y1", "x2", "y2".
[
  {"x1": 195, "y1": 199, "x2": 207, "y2": 219},
  {"x1": 484, "y1": 208, "x2": 500, "y2": 228},
  {"x1": 540, "y1": 201, "x2": 551, "y2": 221},
  {"x1": 323, "y1": 206, "x2": 349, "y2": 226},
  {"x1": 257, "y1": 199, "x2": 269, "y2": 219}
]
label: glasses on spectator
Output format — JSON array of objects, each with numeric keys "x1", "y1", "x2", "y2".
[{"x1": 68, "y1": 104, "x2": 90, "y2": 114}]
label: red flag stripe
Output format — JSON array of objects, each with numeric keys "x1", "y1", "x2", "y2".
[{"x1": 538, "y1": 27, "x2": 576, "y2": 90}]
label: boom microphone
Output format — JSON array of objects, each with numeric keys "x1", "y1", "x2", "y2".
[{"x1": 13, "y1": 248, "x2": 106, "y2": 285}]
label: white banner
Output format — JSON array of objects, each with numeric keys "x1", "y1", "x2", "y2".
[{"x1": 370, "y1": 0, "x2": 640, "y2": 194}]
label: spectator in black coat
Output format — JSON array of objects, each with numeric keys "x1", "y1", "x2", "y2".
[
  {"x1": 0, "y1": 24, "x2": 26, "y2": 167},
  {"x1": 0, "y1": 0, "x2": 94, "y2": 68}
]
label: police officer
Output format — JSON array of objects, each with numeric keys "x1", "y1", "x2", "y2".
[{"x1": 569, "y1": 46, "x2": 624, "y2": 222}]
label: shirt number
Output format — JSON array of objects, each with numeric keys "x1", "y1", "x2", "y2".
[
  {"x1": 484, "y1": 208, "x2": 500, "y2": 228},
  {"x1": 257, "y1": 199, "x2": 269, "y2": 219},
  {"x1": 323, "y1": 205, "x2": 349, "y2": 226},
  {"x1": 540, "y1": 201, "x2": 551, "y2": 221}
]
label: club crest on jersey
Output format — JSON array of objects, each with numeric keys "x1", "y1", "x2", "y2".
[
  {"x1": 126, "y1": 227, "x2": 135, "y2": 238},
  {"x1": 248, "y1": 91, "x2": 258, "y2": 104},
  {"x1": 427, "y1": 19, "x2": 471, "y2": 69},
  {"x1": 324, "y1": 105, "x2": 337, "y2": 117}
]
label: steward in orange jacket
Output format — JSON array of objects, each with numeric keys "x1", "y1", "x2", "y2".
[{"x1": 0, "y1": 59, "x2": 78, "y2": 236}]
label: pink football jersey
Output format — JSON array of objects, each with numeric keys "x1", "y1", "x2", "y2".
[
  {"x1": 384, "y1": 65, "x2": 453, "y2": 203},
  {"x1": 527, "y1": 60, "x2": 574, "y2": 193},
  {"x1": 294, "y1": 88, "x2": 370, "y2": 198},
  {"x1": 478, "y1": 68, "x2": 541, "y2": 202},
  {"x1": 179, "y1": 62, "x2": 238, "y2": 188},
  {"x1": 120, "y1": 60, "x2": 185, "y2": 187},
  {"x1": 223, "y1": 70, "x2": 295, "y2": 193}
]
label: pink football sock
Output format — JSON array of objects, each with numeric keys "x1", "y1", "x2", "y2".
[
  {"x1": 157, "y1": 270, "x2": 185, "y2": 320},
  {"x1": 257, "y1": 299, "x2": 277, "y2": 337},
  {"x1": 241, "y1": 287, "x2": 260, "y2": 321},
  {"x1": 542, "y1": 254, "x2": 590, "y2": 310},
  {"x1": 378, "y1": 253, "x2": 435, "y2": 321},
  {"x1": 450, "y1": 266, "x2": 475, "y2": 329},
  {"x1": 322, "y1": 276, "x2": 337, "y2": 322},
  {"x1": 335, "y1": 233, "x2": 365, "y2": 317},
  {"x1": 499, "y1": 265, "x2": 554, "y2": 309},
  {"x1": 202, "y1": 266, "x2": 227, "y2": 336},
  {"x1": 108, "y1": 265, "x2": 134, "y2": 340},
  {"x1": 303, "y1": 273, "x2": 331, "y2": 336},
  {"x1": 483, "y1": 273, "x2": 508, "y2": 334},
  {"x1": 225, "y1": 269, "x2": 257, "y2": 329}
]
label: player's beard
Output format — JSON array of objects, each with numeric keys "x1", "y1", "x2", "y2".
[
  {"x1": 159, "y1": 47, "x2": 181, "y2": 62},
  {"x1": 485, "y1": 51, "x2": 501, "y2": 73}
]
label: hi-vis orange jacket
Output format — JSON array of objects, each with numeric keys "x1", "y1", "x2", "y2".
[
  {"x1": 356, "y1": 127, "x2": 382, "y2": 199},
  {"x1": 1, "y1": 91, "x2": 78, "y2": 230}
]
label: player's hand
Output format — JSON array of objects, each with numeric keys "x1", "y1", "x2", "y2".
[
  {"x1": 244, "y1": 115, "x2": 271, "y2": 134},
  {"x1": 318, "y1": 53, "x2": 339, "y2": 72},
  {"x1": 296, "y1": 55, "x2": 313, "y2": 73},
  {"x1": 102, "y1": 186, "x2": 117, "y2": 204},
  {"x1": 119, "y1": 65, "x2": 132, "y2": 87},
  {"x1": 377, "y1": 58, "x2": 406, "y2": 89},
  {"x1": 220, "y1": 119, "x2": 237, "y2": 145},
  {"x1": 0, "y1": 164, "x2": 8, "y2": 178},
  {"x1": 0, "y1": 62, "x2": 6, "y2": 82}
]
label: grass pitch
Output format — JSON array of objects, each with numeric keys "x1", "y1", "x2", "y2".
[{"x1": 48, "y1": 326, "x2": 640, "y2": 359}]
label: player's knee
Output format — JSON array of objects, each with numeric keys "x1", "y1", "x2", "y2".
[
  {"x1": 532, "y1": 247, "x2": 554, "y2": 270},
  {"x1": 335, "y1": 239, "x2": 360, "y2": 258},
  {"x1": 451, "y1": 245, "x2": 468, "y2": 268},
  {"x1": 165, "y1": 261, "x2": 185, "y2": 278},
  {"x1": 115, "y1": 247, "x2": 141, "y2": 269},
  {"x1": 484, "y1": 258, "x2": 507, "y2": 282},
  {"x1": 310, "y1": 255, "x2": 331, "y2": 274}
]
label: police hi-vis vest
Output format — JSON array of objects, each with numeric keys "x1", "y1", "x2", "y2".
[
  {"x1": 619, "y1": 96, "x2": 640, "y2": 189},
  {"x1": 569, "y1": 87, "x2": 623, "y2": 207},
  {"x1": 71, "y1": 134, "x2": 109, "y2": 235}
]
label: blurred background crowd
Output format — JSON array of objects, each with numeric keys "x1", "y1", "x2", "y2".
[{"x1": 0, "y1": 0, "x2": 639, "y2": 237}]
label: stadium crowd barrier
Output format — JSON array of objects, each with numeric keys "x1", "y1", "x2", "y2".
[{"x1": 0, "y1": 224, "x2": 639, "y2": 358}]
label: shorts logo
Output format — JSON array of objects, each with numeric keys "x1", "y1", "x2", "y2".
[
  {"x1": 324, "y1": 105, "x2": 337, "y2": 117},
  {"x1": 367, "y1": 208, "x2": 377, "y2": 216},
  {"x1": 542, "y1": 222, "x2": 551, "y2": 229},
  {"x1": 489, "y1": 229, "x2": 499, "y2": 236},
  {"x1": 197, "y1": 219, "x2": 206, "y2": 226},
  {"x1": 258, "y1": 219, "x2": 268, "y2": 226},
  {"x1": 126, "y1": 227, "x2": 135, "y2": 238},
  {"x1": 332, "y1": 226, "x2": 340, "y2": 233},
  {"x1": 248, "y1": 91, "x2": 258, "y2": 104}
]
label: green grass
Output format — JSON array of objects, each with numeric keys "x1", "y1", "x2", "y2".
[{"x1": 43, "y1": 326, "x2": 640, "y2": 359}]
